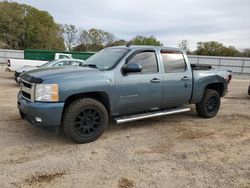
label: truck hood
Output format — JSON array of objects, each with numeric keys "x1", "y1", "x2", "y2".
[{"x1": 21, "y1": 66, "x2": 99, "y2": 83}]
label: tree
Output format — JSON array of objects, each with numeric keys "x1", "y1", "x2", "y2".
[
  {"x1": 178, "y1": 40, "x2": 190, "y2": 53},
  {"x1": 195, "y1": 41, "x2": 240, "y2": 57},
  {"x1": 73, "y1": 43, "x2": 87, "y2": 51},
  {"x1": 106, "y1": 39, "x2": 127, "y2": 47},
  {"x1": 131, "y1": 35, "x2": 162, "y2": 46},
  {"x1": 0, "y1": 2, "x2": 23, "y2": 49},
  {"x1": 222, "y1": 46, "x2": 240, "y2": 57},
  {"x1": 78, "y1": 28, "x2": 115, "y2": 51},
  {"x1": 196, "y1": 41, "x2": 223, "y2": 56},
  {"x1": 0, "y1": 1, "x2": 65, "y2": 50},
  {"x1": 62, "y1": 24, "x2": 78, "y2": 51},
  {"x1": 0, "y1": 40, "x2": 7, "y2": 48},
  {"x1": 242, "y1": 48, "x2": 250, "y2": 57}
]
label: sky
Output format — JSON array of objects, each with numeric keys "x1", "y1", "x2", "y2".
[{"x1": 15, "y1": 0, "x2": 250, "y2": 50}]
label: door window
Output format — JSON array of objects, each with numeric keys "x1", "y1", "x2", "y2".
[
  {"x1": 59, "y1": 54, "x2": 71, "y2": 59},
  {"x1": 127, "y1": 51, "x2": 158, "y2": 74},
  {"x1": 54, "y1": 61, "x2": 70, "y2": 67},
  {"x1": 161, "y1": 51, "x2": 186, "y2": 73},
  {"x1": 70, "y1": 61, "x2": 82, "y2": 66}
]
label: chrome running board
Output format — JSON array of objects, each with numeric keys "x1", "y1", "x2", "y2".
[{"x1": 114, "y1": 107, "x2": 190, "y2": 124}]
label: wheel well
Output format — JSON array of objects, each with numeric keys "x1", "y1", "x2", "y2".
[
  {"x1": 63, "y1": 92, "x2": 111, "y2": 115},
  {"x1": 205, "y1": 83, "x2": 224, "y2": 96}
]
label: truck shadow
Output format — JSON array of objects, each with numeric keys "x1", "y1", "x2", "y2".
[{"x1": 15, "y1": 110, "x2": 203, "y2": 144}]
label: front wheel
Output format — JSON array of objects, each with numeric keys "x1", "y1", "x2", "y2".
[
  {"x1": 196, "y1": 89, "x2": 221, "y2": 118},
  {"x1": 62, "y1": 98, "x2": 108, "y2": 143}
]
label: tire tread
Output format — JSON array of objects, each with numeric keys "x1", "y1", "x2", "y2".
[
  {"x1": 196, "y1": 89, "x2": 220, "y2": 118},
  {"x1": 62, "y1": 98, "x2": 108, "y2": 143}
]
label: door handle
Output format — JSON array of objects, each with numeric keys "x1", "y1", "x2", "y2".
[
  {"x1": 181, "y1": 76, "x2": 191, "y2": 81},
  {"x1": 150, "y1": 78, "x2": 161, "y2": 83}
]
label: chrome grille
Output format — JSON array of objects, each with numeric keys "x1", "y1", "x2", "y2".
[{"x1": 20, "y1": 79, "x2": 35, "y2": 102}]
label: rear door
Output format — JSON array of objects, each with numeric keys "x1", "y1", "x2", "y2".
[{"x1": 161, "y1": 50, "x2": 192, "y2": 107}]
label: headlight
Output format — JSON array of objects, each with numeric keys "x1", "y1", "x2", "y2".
[{"x1": 35, "y1": 84, "x2": 59, "y2": 102}]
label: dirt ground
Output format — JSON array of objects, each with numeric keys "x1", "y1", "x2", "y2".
[{"x1": 0, "y1": 67, "x2": 249, "y2": 188}]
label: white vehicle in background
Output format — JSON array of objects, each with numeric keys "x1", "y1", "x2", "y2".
[
  {"x1": 6, "y1": 53, "x2": 72, "y2": 72},
  {"x1": 14, "y1": 58, "x2": 85, "y2": 83}
]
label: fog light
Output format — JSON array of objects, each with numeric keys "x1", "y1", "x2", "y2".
[{"x1": 35, "y1": 117, "x2": 42, "y2": 122}]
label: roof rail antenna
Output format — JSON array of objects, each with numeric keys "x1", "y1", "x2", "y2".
[{"x1": 126, "y1": 41, "x2": 133, "y2": 47}]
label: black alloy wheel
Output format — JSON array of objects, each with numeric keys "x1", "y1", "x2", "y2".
[
  {"x1": 196, "y1": 89, "x2": 221, "y2": 118},
  {"x1": 74, "y1": 108, "x2": 102, "y2": 137},
  {"x1": 63, "y1": 98, "x2": 108, "y2": 143}
]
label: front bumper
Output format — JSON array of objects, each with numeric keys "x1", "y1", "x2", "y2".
[{"x1": 17, "y1": 92, "x2": 64, "y2": 130}]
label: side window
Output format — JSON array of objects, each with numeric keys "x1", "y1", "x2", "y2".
[
  {"x1": 70, "y1": 61, "x2": 81, "y2": 66},
  {"x1": 127, "y1": 51, "x2": 158, "y2": 74},
  {"x1": 54, "y1": 61, "x2": 70, "y2": 67},
  {"x1": 161, "y1": 51, "x2": 186, "y2": 73},
  {"x1": 62, "y1": 61, "x2": 71, "y2": 66},
  {"x1": 59, "y1": 54, "x2": 70, "y2": 59}
]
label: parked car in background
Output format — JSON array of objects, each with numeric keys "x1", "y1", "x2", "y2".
[
  {"x1": 6, "y1": 53, "x2": 72, "y2": 72},
  {"x1": 18, "y1": 45, "x2": 232, "y2": 143},
  {"x1": 14, "y1": 59, "x2": 85, "y2": 83}
]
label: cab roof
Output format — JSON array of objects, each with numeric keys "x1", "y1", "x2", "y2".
[{"x1": 108, "y1": 45, "x2": 185, "y2": 53}]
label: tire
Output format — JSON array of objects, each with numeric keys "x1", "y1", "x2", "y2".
[
  {"x1": 62, "y1": 98, "x2": 108, "y2": 143},
  {"x1": 196, "y1": 89, "x2": 221, "y2": 118}
]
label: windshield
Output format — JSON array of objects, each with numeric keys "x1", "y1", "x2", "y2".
[
  {"x1": 84, "y1": 48, "x2": 130, "y2": 70},
  {"x1": 39, "y1": 60, "x2": 58, "y2": 68}
]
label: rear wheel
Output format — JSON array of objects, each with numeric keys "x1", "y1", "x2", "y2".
[
  {"x1": 196, "y1": 89, "x2": 221, "y2": 118},
  {"x1": 62, "y1": 98, "x2": 108, "y2": 143}
]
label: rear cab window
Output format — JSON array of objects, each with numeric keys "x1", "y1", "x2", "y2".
[{"x1": 161, "y1": 50, "x2": 186, "y2": 73}]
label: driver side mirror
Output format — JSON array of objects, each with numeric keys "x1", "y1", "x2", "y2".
[{"x1": 122, "y1": 63, "x2": 142, "y2": 74}]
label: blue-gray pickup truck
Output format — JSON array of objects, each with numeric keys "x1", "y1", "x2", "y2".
[{"x1": 18, "y1": 45, "x2": 232, "y2": 143}]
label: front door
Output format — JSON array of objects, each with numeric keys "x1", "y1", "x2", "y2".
[{"x1": 115, "y1": 50, "x2": 163, "y2": 115}]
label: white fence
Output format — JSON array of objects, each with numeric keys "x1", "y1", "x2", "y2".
[
  {"x1": 188, "y1": 55, "x2": 250, "y2": 74},
  {"x1": 0, "y1": 49, "x2": 24, "y2": 65}
]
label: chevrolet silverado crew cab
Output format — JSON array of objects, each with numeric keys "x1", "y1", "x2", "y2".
[{"x1": 18, "y1": 45, "x2": 232, "y2": 143}]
